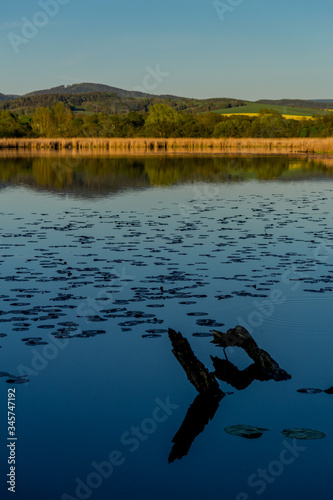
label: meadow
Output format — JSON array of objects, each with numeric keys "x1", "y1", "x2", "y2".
[{"x1": 216, "y1": 102, "x2": 330, "y2": 117}]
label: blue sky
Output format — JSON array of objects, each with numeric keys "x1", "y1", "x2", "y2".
[{"x1": 1, "y1": 0, "x2": 333, "y2": 100}]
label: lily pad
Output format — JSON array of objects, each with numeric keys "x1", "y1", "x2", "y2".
[
  {"x1": 281, "y1": 428, "x2": 326, "y2": 440},
  {"x1": 224, "y1": 425, "x2": 269, "y2": 439},
  {"x1": 297, "y1": 388, "x2": 323, "y2": 394},
  {"x1": 6, "y1": 378, "x2": 29, "y2": 385}
]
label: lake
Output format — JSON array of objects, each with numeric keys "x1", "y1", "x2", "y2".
[{"x1": 0, "y1": 153, "x2": 332, "y2": 500}]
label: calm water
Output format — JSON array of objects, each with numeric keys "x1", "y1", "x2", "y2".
[{"x1": 0, "y1": 154, "x2": 333, "y2": 500}]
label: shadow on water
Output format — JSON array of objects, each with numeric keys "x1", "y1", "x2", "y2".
[{"x1": 1, "y1": 154, "x2": 333, "y2": 197}]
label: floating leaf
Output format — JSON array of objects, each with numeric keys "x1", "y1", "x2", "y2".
[
  {"x1": 6, "y1": 378, "x2": 29, "y2": 385},
  {"x1": 187, "y1": 312, "x2": 208, "y2": 317},
  {"x1": 224, "y1": 425, "x2": 269, "y2": 439},
  {"x1": 297, "y1": 388, "x2": 323, "y2": 394},
  {"x1": 281, "y1": 428, "x2": 326, "y2": 440},
  {"x1": 192, "y1": 332, "x2": 213, "y2": 338}
]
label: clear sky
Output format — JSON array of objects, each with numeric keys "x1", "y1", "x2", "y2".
[{"x1": 1, "y1": 0, "x2": 332, "y2": 100}]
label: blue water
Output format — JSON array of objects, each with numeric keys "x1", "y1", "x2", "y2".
[{"x1": 0, "y1": 155, "x2": 332, "y2": 500}]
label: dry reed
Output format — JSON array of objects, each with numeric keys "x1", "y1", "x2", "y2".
[{"x1": 1, "y1": 137, "x2": 333, "y2": 155}]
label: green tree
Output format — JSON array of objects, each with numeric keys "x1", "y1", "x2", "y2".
[
  {"x1": 52, "y1": 102, "x2": 74, "y2": 137},
  {"x1": 0, "y1": 111, "x2": 31, "y2": 138},
  {"x1": 31, "y1": 103, "x2": 73, "y2": 137},
  {"x1": 82, "y1": 114, "x2": 104, "y2": 137},
  {"x1": 31, "y1": 107, "x2": 55, "y2": 137},
  {"x1": 250, "y1": 110, "x2": 288, "y2": 138},
  {"x1": 213, "y1": 117, "x2": 241, "y2": 137},
  {"x1": 145, "y1": 103, "x2": 183, "y2": 137},
  {"x1": 320, "y1": 114, "x2": 333, "y2": 136}
]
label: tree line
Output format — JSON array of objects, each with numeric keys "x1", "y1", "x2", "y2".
[{"x1": 1, "y1": 103, "x2": 333, "y2": 139}]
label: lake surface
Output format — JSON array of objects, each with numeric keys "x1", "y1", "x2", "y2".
[{"x1": 0, "y1": 153, "x2": 333, "y2": 500}]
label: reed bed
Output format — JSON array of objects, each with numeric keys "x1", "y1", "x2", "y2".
[{"x1": 1, "y1": 137, "x2": 333, "y2": 155}]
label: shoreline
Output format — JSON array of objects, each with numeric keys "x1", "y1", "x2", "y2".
[{"x1": 0, "y1": 137, "x2": 332, "y2": 156}]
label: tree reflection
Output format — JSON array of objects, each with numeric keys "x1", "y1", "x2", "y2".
[{"x1": 1, "y1": 154, "x2": 333, "y2": 196}]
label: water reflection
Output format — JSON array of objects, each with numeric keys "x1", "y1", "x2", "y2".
[
  {"x1": 213, "y1": 359, "x2": 272, "y2": 390},
  {"x1": 1, "y1": 154, "x2": 333, "y2": 197},
  {"x1": 1, "y1": 157, "x2": 333, "y2": 498},
  {"x1": 168, "y1": 326, "x2": 291, "y2": 461},
  {"x1": 169, "y1": 393, "x2": 223, "y2": 463}
]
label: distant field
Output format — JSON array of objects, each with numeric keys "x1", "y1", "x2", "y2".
[
  {"x1": 217, "y1": 102, "x2": 329, "y2": 117},
  {"x1": 221, "y1": 113, "x2": 314, "y2": 120}
]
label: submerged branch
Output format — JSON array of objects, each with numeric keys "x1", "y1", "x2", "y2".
[
  {"x1": 211, "y1": 325, "x2": 291, "y2": 381},
  {"x1": 168, "y1": 328, "x2": 224, "y2": 396}
]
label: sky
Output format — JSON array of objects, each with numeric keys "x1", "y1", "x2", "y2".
[{"x1": 0, "y1": 0, "x2": 333, "y2": 100}]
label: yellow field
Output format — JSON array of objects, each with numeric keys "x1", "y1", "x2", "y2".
[
  {"x1": 222, "y1": 113, "x2": 313, "y2": 120},
  {"x1": 282, "y1": 115, "x2": 313, "y2": 120}
]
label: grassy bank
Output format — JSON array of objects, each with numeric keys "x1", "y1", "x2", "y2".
[{"x1": 1, "y1": 137, "x2": 333, "y2": 155}]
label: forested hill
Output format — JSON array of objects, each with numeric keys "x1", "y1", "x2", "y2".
[
  {"x1": 24, "y1": 83, "x2": 152, "y2": 98},
  {"x1": 0, "y1": 93, "x2": 18, "y2": 102},
  {"x1": 256, "y1": 99, "x2": 333, "y2": 110},
  {"x1": 1, "y1": 82, "x2": 332, "y2": 116},
  {"x1": 0, "y1": 91, "x2": 245, "y2": 115}
]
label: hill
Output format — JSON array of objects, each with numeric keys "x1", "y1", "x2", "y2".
[
  {"x1": 217, "y1": 102, "x2": 330, "y2": 117},
  {"x1": 0, "y1": 93, "x2": 19, "y2": 102},
  {"x1": 0, "y1": 90, "x2": 245, "y2": 116},
  {"x1": 310, "y1": 99, "x2": 333, "y2": 104},
  {"x1": 256, "y1": 99, "x2": 333, "y2": 110},
  {"x1": 1, "y1": 82, "x2": 332, "y2": 118},
  {"x1": 24, "y1": 82, "x2": 153, "y2": 99}
]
